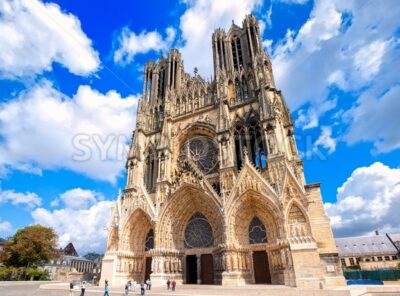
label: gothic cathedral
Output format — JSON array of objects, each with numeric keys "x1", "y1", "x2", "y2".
[{"x1": 101, "y1": 15, "x2": 345, "y2": 288}]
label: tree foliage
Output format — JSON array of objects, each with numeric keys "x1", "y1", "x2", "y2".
[{"x1": 1, "y1": 225, "x2": 58, "y2": 267}]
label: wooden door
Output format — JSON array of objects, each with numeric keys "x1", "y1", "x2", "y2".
[
  {"x1": 253, "y1": 251, "x2": 271, "y2": 284},
  {"x1": 201, "y1": 254, "x2": 214, "y2": 284}
]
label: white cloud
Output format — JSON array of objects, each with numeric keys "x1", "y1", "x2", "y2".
[
  {"x1": 32, "y1": 188, "x2": 113, "y2": 254},
  {"x1": 59, "y1": 188, "x2": 100, "y2": 210},
  {"x1": 0, "y1": 218, "x2": 12, "y2": 235},
  {"x1": 179, "y1": 0, "x2": 262, "y2": 76},
  {"x1": 0, "y1": 81, "x2": 139, "y2": 183},
  {"x1": 0, "y1": 0, "x2": 100, "y2": 78},
  {"x1": 344, "y1": 85, "x2": 400, "y2": 153},
  {"x1": 269, "y1": 0, "x2": 400, "y2": 145},
  {"x1": 353, "y1": 40, "x2": 388, "y2": 81},
  {"x1": 325, "y1": 162, "x2": 400, "y2": 237},
  {"x1": 314, "y1": 126, "x2": 336, "y2": 154},
  {"x1": 279, "y1": 0, "x2": 309, "y2": 4},
  {"x1": 114, "y1": 27, "x2": 176, "y2": 64},
  {"x1": 0, "y1": 188, "x2": 42, "y2": 209}
]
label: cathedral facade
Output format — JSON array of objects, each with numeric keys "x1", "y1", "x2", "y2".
[{"x1": 101, "y1": 15, "x2": 345, "y2": 288}]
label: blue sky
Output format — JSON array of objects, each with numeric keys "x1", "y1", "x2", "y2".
[{"x1": 0, "y1": 0, "x2": 399, "y2": 254}]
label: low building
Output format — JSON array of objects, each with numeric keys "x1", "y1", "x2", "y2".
[
  {"x1": 42, "y1": 243, "x2": 102, "y2": 283},
  {"x1": 336, "y1": 233, "x2": 400, "y2": 270}
]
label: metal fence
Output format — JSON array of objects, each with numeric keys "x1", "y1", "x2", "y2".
[{"x1": 344, "y1": 269, "x2": 400, "y2": 281}]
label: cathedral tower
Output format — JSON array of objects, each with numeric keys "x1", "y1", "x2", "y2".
[{"x1": 101, "y1": 15, "x2": 345, "y2": 288}]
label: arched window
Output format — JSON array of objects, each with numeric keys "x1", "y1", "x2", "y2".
[
  {"x1": 184, "y1": 213, "x2": 213, "y2": 248},
  {"x1": 233, "y1": 117, "x2": 267, "y2": 170},
  {"x1": 144, "y1": 148, "x2": 158, "y2": 192},
  {"x1": 231, "y1": 37, "x2": 243, "y2": 70},
  {"x1": 146, "y1": 70, "x2": 152, "y2": 101},
  {"x1": 248, "y1": 119, "x2": 267, "y2": 169},
  {"x1": 235, "y1": 78, "x2": 242, "y2": 102},
  {"x1": 249, "y1": 217, "x2": 267, "y2": 244},
  {"x1": 145, "y1": 229, "x2": 154, "y2": 251},
  {"x1": 234, "y1": 124, "x2": 246, "y2": 170}
]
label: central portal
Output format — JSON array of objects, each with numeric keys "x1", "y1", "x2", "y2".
[{"x1": 185, "y1": 254, "x2": 214, "y2": 284}]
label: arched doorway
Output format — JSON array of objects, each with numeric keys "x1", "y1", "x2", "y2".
[
  {"x1": 119, "y1": 209, "x2": 154, "y2": 283},
  {"x1": 226, "y1": 192, "x2": 282, "y2": 284},
  {"x1": 183, "y1": 213, "x2": 215, "y2": 284},
  {"x1": 156, "y1": 186, "x2": 223, "y2": 285},
  {"x1": 249, "y1": 217, "x2": 271, "y2": 284}
]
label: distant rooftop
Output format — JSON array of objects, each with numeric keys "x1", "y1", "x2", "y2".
[{"x1": 335, "y1": 233, "x2": 399, "y2": 257}]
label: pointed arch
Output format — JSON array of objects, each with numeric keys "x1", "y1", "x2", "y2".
[
  {"x1": 286, "y1": 201, "x2": 311, "y2": 238},
  {"x1": 156, "y1": 186, "x2": 223, "y2": 250},
  {"x1": 119, "y1": 208, "x2": 153, "y2": 252}
]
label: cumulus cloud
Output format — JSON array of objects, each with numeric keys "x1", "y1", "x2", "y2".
[
  {"x1": 0, "y1": 0, "x2": 100, "y2": 78},
  {"x1": 325, "y1": 162, "x2": 400, "y2": 237},
  {"x1": 314, "y1": 126, "x2": 336, "y2": 154},
  {"x1": 179, "y1": 0, "x2": 262, "y2": 76},
  {"x1": 0, "y1": 81, "x2": 139, "y2": 182},
  {"x1": 0, "y1": 218, "x2": 12, "y2": 235},
  {"x1": 32, "y1": 188, "x2": 113, "y2": 253},
  {"x1": 269, "y1": 0, "x2": 400, "y2": 144},
  {"x1": 0, "y1": 187, "x2": 42, "y2": 209},
  {"x1": 343, "y1": 75, "x2": 400, "y2": 154},
  {"x1": 114, "y1": 27, "x2": 176, "y2": 64}
]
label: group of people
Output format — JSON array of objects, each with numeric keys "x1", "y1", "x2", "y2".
[
  {"x1": 101, "y1": 278, "x2": 176, "y2": 295},
  {"x1": 124, "y1": 279, "x2": 151, "y2": 295},
  {"x1": 68, "y1": 281, "x2": 86, "y2": 296},
  {"x1": 166, "y1": 279, "x2": 177, "y2": 291}
]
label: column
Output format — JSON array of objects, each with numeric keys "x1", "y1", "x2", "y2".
[{"x1": 196, "y1": 255, "x2": 202, "y2": 284}]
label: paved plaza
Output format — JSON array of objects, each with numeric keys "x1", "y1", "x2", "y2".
[{"x1": 1, "y1": 282, "x2": 400, "y2": 296}]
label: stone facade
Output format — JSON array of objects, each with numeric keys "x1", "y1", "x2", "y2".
[{"x1": 101, "y1": 15, "x2": 345, "y2": 288}]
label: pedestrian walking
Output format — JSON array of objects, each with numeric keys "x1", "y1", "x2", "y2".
[
  {"x1": 171, "y1": 280, "x2": 176, "y2": 291},
  {"x1": 80, "y1": 282, "x2": 86, "y2": 296},
  {"x1": 147, "y1": 279, "x2": 152, "y2": 290},
  {"x1": 166, "y1": 278, "x2": 171, "y2": 290},
  {"x1": 140, "y1": 283, "x2": 145, "y2": 295},
  {"x1": 69, "y1": 282, "x2": 74, "y2": 296},
  {"x1": 125, "y1": 283, "x2": 129, "y2": 295},
  {"x1": 104, "y1": 285, "x2": 110, "y2": 296}
]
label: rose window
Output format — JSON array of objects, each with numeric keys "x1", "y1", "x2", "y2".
[
  {"x1": 179, "y1": 135, "x2": 218, "y2": 174},
  {"x1": 184, "y1": 213, "x2": 213, "y2": 248}
]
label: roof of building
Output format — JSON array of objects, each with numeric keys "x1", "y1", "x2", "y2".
[
  {"x1": 63, "y1": 242, "x2": 79, "y2": 257},
  {"x1": 335, "y1": 234, "x2": 398, "y2": 257},
  {"x1": 388, "y1": 233, "x2": 400, "y2": 243}
]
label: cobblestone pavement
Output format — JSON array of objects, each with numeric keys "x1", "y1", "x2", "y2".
[{"x1": 0, "y1": 282, "x2": 354, "y2": 296}]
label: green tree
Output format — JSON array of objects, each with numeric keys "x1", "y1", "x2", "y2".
[{"x1": 2, "y1": 225, "x2": 58, "y2": 267}]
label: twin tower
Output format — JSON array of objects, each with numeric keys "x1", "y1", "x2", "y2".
[{"x1": 101, "y1": 15, "x2": 345, "y2": 288}]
